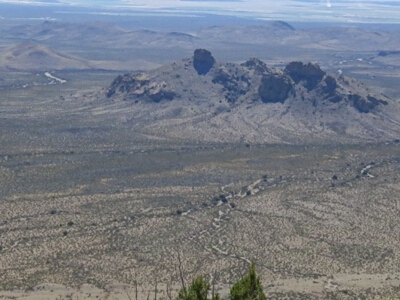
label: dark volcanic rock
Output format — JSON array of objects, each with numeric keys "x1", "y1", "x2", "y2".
[
  {"x1": 106, "y1": 73, "x2": 176, "y2": 102},
  {"x1": 106, "y1": 54, "x2": 390, "y2": 116},
  {"x1": 148, "y1": 89, "x2": 176, "y2": 103},
  {"x1": 378, "y1": 50, "x2": 400, "y2": 57},
  {"x1": 241, "y1": 58, "x2": 270, "y2": 75},
  {"x1": 193, "y1": 49, "x2": 215, "y2": 75},
  {"x1": 350, "y1": 94, "x2": 388, "y2": 113},
  {"x1": 321, "y1": 75, "x2": 342, "y2": 103},
  {"x1": 212, "y1": 68, "x2": 250, "y2": 103},
  {"x1": 323, "y1": 75, "x2": 337, "y2": 94},
  {"x1": 107, "y1": 74, "x2": 149, "y2": 98},
  {"x1": 258, "y1": 74, "x2": 294, "y2": 103},
  {"x1": 285, "y1": 61, "x2": 326, "y2": 90}
]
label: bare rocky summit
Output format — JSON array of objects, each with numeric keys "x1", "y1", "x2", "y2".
[{"x1": 105, "y1": 49, "x2": 399, "y2": 144}]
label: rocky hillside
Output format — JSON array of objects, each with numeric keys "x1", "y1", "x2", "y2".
[{"x1": 104, "y1": 49, "x2": 400, "y2": 144}]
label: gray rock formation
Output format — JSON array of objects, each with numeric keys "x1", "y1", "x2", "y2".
[
  {"x1": 258, "y1": 74, "x2": 294, "y2": 103},
  {"x1": 241, "y1": 58, "x2": 270, "y2": 75},
  {"x1": 107, "y1": 73, "x2": 175, "y2": 102},
  {"x1": 350, "y1": 94, "x2": 388, "y2": 113},
  {"x1": 212, "y1": 68, "x2": 251, "y2": 103},
  {"x1": 193, "y1": 49, "x2": 215, "y2": 75},
  {"x1": 285, "y1": 61, "x2": 326, "y2": 90},
  {"x1": 104, "y1": 50, "x2": 398, "y2": 143},
  {"x1": 107, "y1": 49, "x2": 390, "y2": 114}
]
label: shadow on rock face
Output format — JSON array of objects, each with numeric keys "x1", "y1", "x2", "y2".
[
  {"x1": 285, "y1": 61, "x2": 326, "y2": 91},
  {"x1": 351, "y1": 94, "x2": 388, "y2": 113},
  {"x1": 258, "y1": 74, "x2": 294, "y2": 103},
  {"x1": 193, "y1": 49, "x2": 215, "y2": 75}
]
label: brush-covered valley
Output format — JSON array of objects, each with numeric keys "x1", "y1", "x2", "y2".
[{"x1": 1, "y1": 17, "x2": 400, "y2": 300}]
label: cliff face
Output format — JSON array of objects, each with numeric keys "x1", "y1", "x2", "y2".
[
  {"x1": 258, "y1": 74, "x2": 294, "y2": 104},
  {"x1": 193, "y1": 49, "x2": 215, "y2": 75}
]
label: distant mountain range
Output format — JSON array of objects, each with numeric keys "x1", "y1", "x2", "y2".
[
  {"x1": 3, "y1": 20, "x2": 400, "y2": 53},
  {"x1": 0, "y1": 42, "x2": 160, "y2": 71},
  {"x1": 2, "y1": 20, "x2": 400, "y2": 66}
]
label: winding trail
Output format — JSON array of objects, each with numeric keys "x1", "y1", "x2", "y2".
[{"x1": 45, "y1": 72, "x2": 66, "y2": 84}]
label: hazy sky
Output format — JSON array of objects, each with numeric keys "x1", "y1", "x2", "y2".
[{"x1": 0, "y1": 0, "x2": 400, "y2": 23}]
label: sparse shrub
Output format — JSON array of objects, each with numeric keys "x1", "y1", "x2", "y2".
[
  {"x1": 67, "y1": 221, "x2": 74, "y2": 226},
  {"x1": 176, "y1": 210, "x2": 183, "y2": 216},
  {"x1": 230, "y1": 263, "x2": 266, "y2": 300},
  {"x1": 332, "y1": 175, "x2": 338, "y2": 180},
  {"x1": 177, "y1": 276, "x2": 219, "y2": 300},
  {"x1": 50, "y1": 209, "x2": 57, "y2": 215}
]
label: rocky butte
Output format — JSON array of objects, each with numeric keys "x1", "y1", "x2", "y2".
[{"x1": 105, "y1": 49, "x2": 398, "y2": 144}]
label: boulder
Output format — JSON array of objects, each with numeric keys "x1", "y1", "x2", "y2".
[
  {"x1": 258, "y1": 74, "x2": 294, "y2": 103},
  {"x1": 193, "y1": 49, "x2": 215, "y2": 75}
]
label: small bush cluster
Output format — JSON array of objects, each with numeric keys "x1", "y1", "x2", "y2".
[{"x1": 177, "y1": 263, "x2": 265, "y2": 300}]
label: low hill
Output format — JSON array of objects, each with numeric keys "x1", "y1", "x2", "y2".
[
  {"x1": 0, "y1": 42, "x2": 161, "y2": 71},
  {"x1": 104, "y1": 49, "x2": 400, "y2": 144},
  {"x1": 0, "y1": 42, "x2": 91, "y2": 71}
]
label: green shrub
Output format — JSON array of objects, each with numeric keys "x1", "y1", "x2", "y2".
[
  {"x1": 230, "y1": 263, "x2": 266, "y2": 300},
  {"x1": 177, "y1": 276, "x2": 219, "y2": 300}
]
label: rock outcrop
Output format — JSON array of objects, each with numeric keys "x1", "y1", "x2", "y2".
[
  {"x1": 258, "y1": 74, "x2": 294, "y2": 103},
  {"x1": 193, "y1": 49, "x2": 215, "y2": 75},
  {"x1": 241, "y1": 58, "x2": 270, "y2": 75},
  {"x1": 103, "y1": 49, "x2": 399, "y2": 143},
  {"x1": 323, "y1": 75, "x2": 337, "y2": 94},
  {"x1": 106, "y1": 49, "x2": 390, "y2": 114},
  {"x1": 350, "y1": 94, "x2": 388, "y2": 113},
  {"x1": 285, "y1": 61, "x2": 326, "y2": 90},
  {"x1": 107, "y1": 73, "x2": 149, "y2": 98},
  {"x1": 212, "y1": 68, "x2": 251, "y2": 103},
  {"x1": 106, "y1": 73, "x2": 175, "y2": 102}
]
